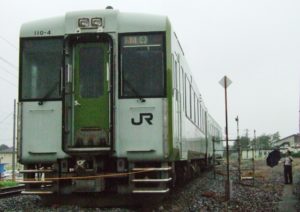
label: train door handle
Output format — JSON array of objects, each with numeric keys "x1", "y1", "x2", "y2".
[{"x1": 74, "y1": 100, "x2": 81, "y2": 106}]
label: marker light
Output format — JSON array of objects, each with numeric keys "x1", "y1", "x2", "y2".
[
  {"x1": 91, "y1": 18, "x2": 103, "y2": 27},
  {"x1": 78, "y1": 18, "x2": 89, "y2": 28}
]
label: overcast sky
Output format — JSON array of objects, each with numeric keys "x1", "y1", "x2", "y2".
[{"x1": 0, "y1": 0, "x2": 299, "y2": 146}]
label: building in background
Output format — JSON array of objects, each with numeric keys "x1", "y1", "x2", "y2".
[
  {"x1": 0, "y1": 147, "x2": 22, "y2": 170},
  {"x1": 272, "y1": 134, "x2": 300, "y2": 152}
]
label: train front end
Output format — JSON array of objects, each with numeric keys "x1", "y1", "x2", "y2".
[{"x1": 18, "y1": 9, "x2": 173, "y2": 195}]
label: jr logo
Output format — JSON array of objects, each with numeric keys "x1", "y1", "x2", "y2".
[{"x1": 131, "y1": 113, "x2": 153, "y2": 125}]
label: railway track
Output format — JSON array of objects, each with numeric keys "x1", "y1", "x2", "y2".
[{"x1": 0, "y1": 185, "x2": 25, "y2": 198}]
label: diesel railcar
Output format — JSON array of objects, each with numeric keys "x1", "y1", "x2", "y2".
[{"x1": 17, "y1": 7, "x2": 222, "y2": 195}]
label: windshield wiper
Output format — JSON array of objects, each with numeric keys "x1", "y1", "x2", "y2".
[
  {"x1": 123, "y1": 78, "x2": 145, "y2": 102},
  {"x1": 38, "y1": 81, "x2": 59, "y2": 105}
]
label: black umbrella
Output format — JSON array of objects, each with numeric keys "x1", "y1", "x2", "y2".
[{"x1": 266, "y1": 149, "x2": 281, "y2": 167}]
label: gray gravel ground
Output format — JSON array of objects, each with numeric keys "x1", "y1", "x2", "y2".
[
  {"x1": 155, "y1": 170, "x2": 283, "y2": 212},
  {"x1": 0, "y1": 162, "x2": 290, "y2": 211},
  {"x1": 0, "y1": 194, "x2": 135, "y2": 212},
  {"x1": 292, "y1": 170, "x2": 300, "y2": 211}
]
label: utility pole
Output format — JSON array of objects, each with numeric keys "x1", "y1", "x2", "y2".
[
  {"x1": 213, "y1": 137, "x2": 216, "y2": 179},
  {"x1": 12, "y1": 99, "x2": 16, "y2": 181},
  {"x1": 235, "y1": 116, "x2": 241, "y2": 182},
  {"x1": 252, "y1": 130, "x2": 256, "y2": 186},
  {"x1": 219, "y1": 75, "x2": 232, "y2": 201}
]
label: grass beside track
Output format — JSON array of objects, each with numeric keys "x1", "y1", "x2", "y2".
[{"x1": 0, "y1": 180, "x2": 18, "y2": 188}]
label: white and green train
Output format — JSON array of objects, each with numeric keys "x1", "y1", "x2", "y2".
[{"x1": 18, "y1": 7, "x2": 222, "y2": 195}]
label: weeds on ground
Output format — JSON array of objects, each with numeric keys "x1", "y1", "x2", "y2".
[{"x1": 0, "y1": 180, "x2": 18, "y2": 188}]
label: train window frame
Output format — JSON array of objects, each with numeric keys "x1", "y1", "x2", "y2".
[
  {"x1": 176, "y1": 59, "x2": 180, "y2": 102},
  {"x1": 193, "y1": 92, "x2": 197, "y2": 123},
  {"x1": 19, "y1": 36, "x2": 64, "y2": 102},
  {"x1": 189, "y1": 84, "x2": 192, "y2": 119},
  {"x1": 190, "y1": 89, "x2": 194, "y2": 122},
  {"x1": 200, "y1": 103, "x2": 203, "y2": 131},
  {"x1": 185, "y1": 75, "x2": 191, "y2": 118},
  {"x1": 197, "y1": 100, "x2": 200, "y2": 127},
  {"x1": 182, "y1": 67, "x2": 185, "y2": 111},
  {"x1": 118, "y1": 32, "x2": 166, "y2": 99},
  {"x1": 203, "y1": 108, "x2": 206, "y2": 132},
  {"x1": 178, "y1": 65, "x2": 181, "y2": 107},
  {"x1": 174, "y1": 60, "x2": 177, "y2": 90}
]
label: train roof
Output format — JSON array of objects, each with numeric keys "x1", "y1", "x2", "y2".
[{"x1": 20, "y1": 9, "x2": 169, "y2": 37}]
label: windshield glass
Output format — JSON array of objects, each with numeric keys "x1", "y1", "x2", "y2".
[
  {"x1": 21, "y1": 38, "x2": 63, "y2": 100},
  {"x1": 120, "y1": 33, "x2": 165, "y2": 98}
]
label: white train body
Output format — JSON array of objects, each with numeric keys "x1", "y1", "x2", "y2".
[{"x1": 17, "y1": 8, "x2": 222, "y2": 195}]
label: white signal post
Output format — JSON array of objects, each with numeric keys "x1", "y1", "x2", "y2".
[{"x1": 219, "y1": 75, "x2": 232, "y2": 201}]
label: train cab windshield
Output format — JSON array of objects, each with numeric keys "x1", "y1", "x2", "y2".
[
  {"x1": 20, "y1": 38, "x2": 63, "y2": 100},
  {"x1": 120, "y1": 33, "x2": 165, "y2": 98}
]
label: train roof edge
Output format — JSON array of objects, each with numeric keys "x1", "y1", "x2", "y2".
[{"x1": 20, "y1": 9, "x2": 169, "y2": 37}]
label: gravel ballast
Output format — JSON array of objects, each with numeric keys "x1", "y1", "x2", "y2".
[{"x1": 0, "y1": 159, "x2": 296, "y2": 211}]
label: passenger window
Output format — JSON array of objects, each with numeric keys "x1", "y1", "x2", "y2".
[
  {"x1": 185, "y1": 76, "x2": 191, "y2": 118},
  {"x1": 21, "y1": 38, "x2": 63, "y2": 100},
  {"x1": 120, "y1": 33, "x2": 165, "y2": 98}
]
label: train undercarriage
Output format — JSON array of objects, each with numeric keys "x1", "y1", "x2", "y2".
[{"x1": 20, "y1": 156, "x2": 210, "y2": 196}]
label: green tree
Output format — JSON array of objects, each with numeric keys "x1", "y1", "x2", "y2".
[
  {"x1": 233, "y1": 132, "x2": 279, "y2": 151},
  {"x1": 271, "y1": 131, "x2": 280, "y2": 145},
  {"x1": 0, "y1": 144, "x2": 9, "y2": 151},
  {"x1": 239, "y1": 136, "x2": 251, "y2": 150},
  {"x1": 272, "y1": 131, "x2": 280, "y2": 141},
  {"x1": 232, "y1": 136, "x2": 251, "y2": 151},
  {"x1": 255, "y1": 134, "x2": 272, "y2": 150}
]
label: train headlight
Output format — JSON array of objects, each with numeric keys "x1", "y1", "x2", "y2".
[
  {"x1": 91, "y1": 18, "x2": 103, "y2": 27},
  {"x1": 78, "y1": 18, "x2": 89, "y2": 28},
  {"x1": 117, "y1": 159, "x2": 127, "y2": 172}
]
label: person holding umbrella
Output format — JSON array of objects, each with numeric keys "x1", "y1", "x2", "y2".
[{"x1": 282, "y1": 150, "x2": 293, "y2": 184}]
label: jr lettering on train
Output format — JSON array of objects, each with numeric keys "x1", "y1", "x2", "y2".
[{"x1": 131, "y1": 113, "x2": 153, "y2": 125}]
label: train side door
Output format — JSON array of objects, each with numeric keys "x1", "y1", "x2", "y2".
[
  {"x1": 173, "y1": 56, "x2": 182, "y2": 156},
  {"x1": 72, "y1": 42, "x2": 110, "y2": 149}
]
